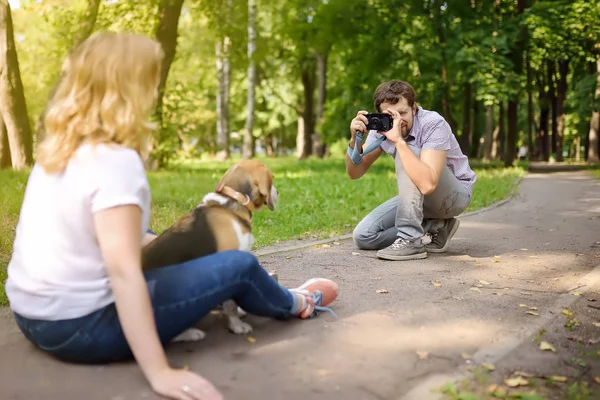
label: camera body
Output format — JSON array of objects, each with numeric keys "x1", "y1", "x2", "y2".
[{"x1": 366, "y1": 113, "x2": 393, "y2": 132}]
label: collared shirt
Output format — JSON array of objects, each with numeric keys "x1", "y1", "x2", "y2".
[{"x1": 364, "y1": 106, "x2": 477, "y2": 192}]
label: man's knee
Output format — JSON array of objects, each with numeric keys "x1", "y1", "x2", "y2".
[{"x1": 352, "y1": 226, "x2": 378, "y2": 250}]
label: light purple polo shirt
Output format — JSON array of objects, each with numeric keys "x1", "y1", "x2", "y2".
[{"x1": 364, "y1": 106, "x2": 477, "y2": 193}]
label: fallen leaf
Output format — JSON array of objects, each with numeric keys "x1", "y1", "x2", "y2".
[
  {"x1": 321, "y1": 244, "x2": 331, "y2": 248},
  {"x1": 461, "y1": 353, "x2": 472, "y2": 360},
  {"x1": 492, "y1": 259, "x2": 500, "y2": 263},
  {"x1": 572, "y1": 292, "x2": 583, "y2": 296},
  {"x1": 333, "y1": 241, "x2": 341, "y2": 245},
  {"x1": 519, "y1": 304, "x2": 528, "y2": 308},
  {"x1": 529, "y1": 256, "x2": 538, "y2": 259},
  {"x1": 520, "y1": 248, "x2": 529, "y2": 251},
  {"x1": 528, "y1": 306, "x2": 538, "y2": 311},
  {"x1": 285, "y1": 256, "x2": 291, "y2": 259},
  {"x1": 247, "y1": 337, "x2": 256, "y2": 343},
  {"x1": 562, "y1": 309, "x2": 574, "y2": 317},
  {"x1": 527, "y1": 311, "x2": 540, "y2": 316},
  {"x1": 505, "y1": 376, "x2": 529, "y2": 387},
  {"x1": 475, "y1": 263, "x2": 483, "y2": 267},
  {"x1": 593, "y1": 322, "x2": 600, "y2": 327},
  {"x1": 315, "y1": 244, "x2": 321, "y2": 248},
  {"x1": 487, "y1": 384, "x2": 507, "y2": 397},
  {"x1": 540, "y1": 341, "x2": 556, "y2": 352},
  {"x1": 416, "y1": 351, "x2": 429, "y2": 360},
  {"x1": 433, "y1": 281, "x2": 442, "y2": 287},
  {"x1": 470, "y1": 287, "x2": 482, "y2": 293},
  {"x1": 376, "y1": 289, "x2": 389, "y2": 294},
  {"x1": 479, "y1": 280, "x2": 492, "y2": 285},
  {"x1": 515, "y1": 371, "x2": 535, "y2": 378},
  {"x1": 594, "y1": 377, "x2": 600, "y2": 385},
  {"x1": 550, "y1": 375, "x2": 568, "y2": 382},
  {"x1": 351, "y1": 252, "x2": 360, "y2": 256},
  {"x1": 482, "y1": 362, "x2": 496, "y2": 371}
]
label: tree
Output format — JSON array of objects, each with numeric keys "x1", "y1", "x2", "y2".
[
  {"x1": 152, "y1": 0, "x2": 185, "y2": 168},
  {"x1": 242, "y1": 0, "x2": 257, "y2": 159},
  {"x1": 0, "y1": 114, "x2": 11, "y2": 168},
  {"x1": 588, "y1": 56, "x2": 600, "y2": 163},
  {"x1": 0, "y1": 0, "x2": 33, "y2": 170}
]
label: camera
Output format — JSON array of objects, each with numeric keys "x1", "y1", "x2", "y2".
[{"x1": 366, "y1": 113, "x2": 393, "y2": 132}]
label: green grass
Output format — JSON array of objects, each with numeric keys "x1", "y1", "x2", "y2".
[{"x1": 0, "y1": 155, "x2": 525, "y2": 306}]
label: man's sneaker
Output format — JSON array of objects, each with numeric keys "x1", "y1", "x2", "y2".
[
  {"x1": 290, "y1": 278, "x2": 339, "y2": 319},
  {"x1": 426, "y1": 218, "x2": 460, "y2": 253},
  {"x1": 376, "y1": 238, "x2": 427, "y2": 261}
]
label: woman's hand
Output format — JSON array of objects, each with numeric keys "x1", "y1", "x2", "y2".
[
  {"x1": 150, "y1": 368, "x2": 223, "y2": 400},
  {"x1": 382, "y1": 108, "x2": 405, "y2": 144}
]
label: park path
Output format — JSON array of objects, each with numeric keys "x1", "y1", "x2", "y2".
[{"x1": 1, "y1": 170, "x2": 599, "y2": 400}]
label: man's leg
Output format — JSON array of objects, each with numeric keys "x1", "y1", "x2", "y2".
[
  {"x1": 352, "y1": 196, "x2": 399, "y2": 250},
  {"x1": 376, "y1": 145, "x2": 471, "y2": 260}
]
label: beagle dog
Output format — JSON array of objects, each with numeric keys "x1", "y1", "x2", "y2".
[{"x1": 141, "y1": 159, "x2": 278, "y2": 340}]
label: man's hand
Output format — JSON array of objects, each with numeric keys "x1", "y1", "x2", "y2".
[
  {"x1": 349, "y1": 110, "x2": 369, "y2": 149},
  {"x1": 381, "y1": 108, "x2": 405, "y2": 144}
]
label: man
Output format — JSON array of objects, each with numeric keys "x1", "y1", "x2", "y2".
[{"x1": 346, "y1": 80, "x2": 476, "y2": 261}]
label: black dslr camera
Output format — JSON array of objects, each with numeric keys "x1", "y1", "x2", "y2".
[{"x1": 366, "y1": 113, "x2": 393, "y2": 132}]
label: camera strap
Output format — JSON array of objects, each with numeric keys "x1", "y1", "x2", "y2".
[{"x1": 348, "y1": 131, "x2": 386, "y2": 165}]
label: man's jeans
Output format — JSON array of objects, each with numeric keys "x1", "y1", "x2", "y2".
[
  {"x1": 353, "y1": 145, "x2": 472, "y2": 250},
  {"x1": 13, "y1": 250, "x2": 295, "y2": 364}
]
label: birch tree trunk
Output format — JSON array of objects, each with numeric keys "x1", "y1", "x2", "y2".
[
  {"x1": 0, "y1": 113, "x2": 11, "y2": 168},
  {"x1": 587, "y1": 56, "x2": 600, "y2": 163},
  {"x1": 242, "y1": 0, "x2": 257, "y2": 159}
]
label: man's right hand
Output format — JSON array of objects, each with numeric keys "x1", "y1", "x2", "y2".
[{"x1": 349, "y1": 110, "x2": 369, "y2": 149}]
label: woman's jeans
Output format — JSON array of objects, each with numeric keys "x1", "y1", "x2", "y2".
[{"x1": 13, "y1": 250, "x2": 295, "y2": 364}]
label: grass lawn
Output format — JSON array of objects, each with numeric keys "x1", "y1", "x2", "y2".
[{"x1": 0, "y1": 155, "x2": 525, "y2": 306}]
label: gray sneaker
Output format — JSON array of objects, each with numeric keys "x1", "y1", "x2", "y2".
[
  {"x1": 376, "y1": 238, "x2": 427, "y2": 261},
  {"x1": 426, "y1": 218, "x2": 460, "y2": 253}
]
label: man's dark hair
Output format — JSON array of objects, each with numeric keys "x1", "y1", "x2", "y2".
[{"x1": 373, "y1": 80, "x2": 416, "y2": 112}]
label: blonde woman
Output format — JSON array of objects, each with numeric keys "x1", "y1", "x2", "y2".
[{"x1": 5, "y1": 32, "x2": 339, "y2": 400}]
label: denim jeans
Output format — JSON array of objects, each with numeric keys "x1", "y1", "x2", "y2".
[
  {"x1": 13, "y1": 250, "x2": 295, "y2": 364},
  {"x1": 353, "y1": 145, "x2": 472, "y2": 249}
]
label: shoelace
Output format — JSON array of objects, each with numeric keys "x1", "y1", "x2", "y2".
[
  {"x1": 390, "y1": 238, "x2": 410, "y2": 250},
  {"x1": 308, "y1": 290, "x2": 337, "y2": 319}
]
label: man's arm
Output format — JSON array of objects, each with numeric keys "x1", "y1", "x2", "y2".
[
  {"x1": 394, "y1": 142, "x2": 446, "y2": 195},
  {"x1": 345, "y1": 110, "x2": 383, "y2": 179}
]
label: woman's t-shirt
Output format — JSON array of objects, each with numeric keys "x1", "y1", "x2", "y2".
[{"x1": 6, "y1": 143, "x2": 150, "y2": 320}]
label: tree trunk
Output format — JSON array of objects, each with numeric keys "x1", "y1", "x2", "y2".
[
  {"x1": 152, "y1": 0, "x2": 185, "y2": 168},
  {"x1": 547, "y1": 59, "x2": 558, "y2": 158},
  {"x1": 471, "y1": 97, "x2": 481, "y2": 158},
  {"x1": 493, "y1": 102, "x2": 505, "y2": 161},
  {"x1": 555, "y1": 59, "x2": 568, "y2": 162},
  {"x1": 313, "y1": 52, "x2": 328, "y2": 158},
  {"x1": 526, "y1": 49, "x2": 534, "y2": 157},
  {"x1": 0, "y1": 0, "x2": 33, "y2": 169},
  {"x1": 504, "y1": 0, "x2": 527, "y2": 168},
  {"x1": 483, "y1": 105, "x2": 494, "y2": 162},
  {"x1": 587, "y1": 57, "x2": 600, "y2": 163},
  {"x1": 242, "y1": 0, "x2": 257, "y2": 159},
  {"x1": 264, "y1": 133, "x2": 274, "y2": 157},
  {"x1": 297, "y1": 58, "x2": 315, "y2": 159},
  {"x1": 0, "y1": 114, "x2": 11, "y2": 168},
  {"x1": 459, "y1": 82, "x2": 472, "y2": 156},
  {"x1": 433, "y1": 0, "x2": 458, "y2": 135},
  {"x1": 36, "y1": 0, "x2": 101, "y2": 143}
]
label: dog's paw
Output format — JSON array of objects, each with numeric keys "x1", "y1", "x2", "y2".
[
  {"x1": 172, "y1": 328, "x2": 206, "y2": 342},
  {"x1": 237, "y1": 306, "x2": 248, "y2": 318},
  {"x1": 228, "y1": 317, "x2": 253, "y2": 335}
]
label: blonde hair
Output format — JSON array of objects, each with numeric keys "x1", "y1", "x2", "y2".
[{"x1": 37, "y1": 32, "x2": 164, "y2": 173}]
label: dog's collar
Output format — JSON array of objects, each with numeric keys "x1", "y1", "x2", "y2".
[{"x1": 215, "y1": 184, "x2": 256, "y2": 211}]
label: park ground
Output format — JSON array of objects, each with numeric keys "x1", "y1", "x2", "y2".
[{"x1": 0, "y1": 159, "x2": 600, "y2": 399}]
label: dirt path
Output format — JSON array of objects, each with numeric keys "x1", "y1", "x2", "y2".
[{"x1": 1, "y1": 171, "x2": 599, "y2": 400}]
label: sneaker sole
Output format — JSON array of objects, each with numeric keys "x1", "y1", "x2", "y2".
[
  {"x1": 427, "y1": 219, "x2": 461, "y2": 253},
  {"x1": 376, "y1": 251, "x2": 428, "y2": 261}
]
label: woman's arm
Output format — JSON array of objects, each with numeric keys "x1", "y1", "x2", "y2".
[{"x1": 94, "y1": 205, "x2": 169, "y2": 381}]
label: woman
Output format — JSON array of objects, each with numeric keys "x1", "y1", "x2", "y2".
[{"x1": 5, "y1": 32, "x2": 339, "y2": 400}]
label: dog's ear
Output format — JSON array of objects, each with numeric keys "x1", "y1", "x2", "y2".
[{"x1": 255, "y1": 167, "x2": 275, "y2": 211}]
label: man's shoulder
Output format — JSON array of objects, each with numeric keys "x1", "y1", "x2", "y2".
[{"x1": 416, "y1": 107, "x2": 446, "y2": 126}]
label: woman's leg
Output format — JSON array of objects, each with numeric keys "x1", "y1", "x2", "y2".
[{"x1": 14, "y1": 250, "x2": 338, "y2": 364}]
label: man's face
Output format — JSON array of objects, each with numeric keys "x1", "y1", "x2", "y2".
[{"x1": 380, "y1": 98, "x2": 416, "y2": 137}]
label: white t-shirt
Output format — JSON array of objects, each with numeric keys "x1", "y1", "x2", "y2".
[{"x1": 5, "y1": 143, "x2": 150, "y2": 320}]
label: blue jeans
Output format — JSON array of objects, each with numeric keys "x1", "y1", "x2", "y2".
[
  {"x1": 353, "y1": 145, "x2": 472, "y2": 249},
  {"x1": 13, "y1": 250, "x2": 296, "y2": 364}
]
